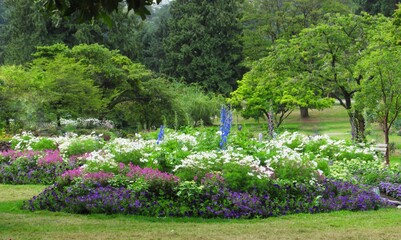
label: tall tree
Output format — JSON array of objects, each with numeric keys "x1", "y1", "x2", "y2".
[
  {"x1": 140, "y1": 5, "x2": 170, "y2": 73},
  {"x1": 354, "y1": 17, "x2": 398, "y2": 164},
  {"x1": 37, "y1": 0, "x2": 162, "y2": 22},
  {"x1": 355, "y1": 47, "x2": 401, "y2": 164},
  {"x1": 0, "y1": 0, "x2": 5, "y2": 64},
  {"x1": 72, "y1": 8, "x2": 144, "y2": 60},
  {"x1": 354, "y1": 0, "x2": 401, "y2": 16},
  {"x1": 264, "y1": 13, "x2": 389, "y2": 141},
  {"x1": 0, "y1": 1, "x2": 145, "y2": 65},
  {"x1": 162, "y1": 0, "x2": 244, "y2": 94},
  {"x1": 241, "y1": 0, "x2": 357, "y2": 66},
  {"x1": 229, "y1": 44, "x2": 333, "y2": 130},
  {"x1": 1, "y1": 0, "x2": 49, "y2": 65},
  {"x1": 31, "y1": 55, "x2": 104, "y2": 127}
]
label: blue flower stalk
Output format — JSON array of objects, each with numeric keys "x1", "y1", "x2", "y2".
[
  {"x1": 157, "y1": 125, "x2": 164, "y2": 144},
  {"x1": 219, "y1": 106, "x2": 232, "y2": 150}
]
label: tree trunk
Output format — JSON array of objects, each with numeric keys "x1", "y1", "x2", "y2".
[
  {"x1": 384, "y1": 127, "x2": 390, "y2": 165},
  {"x1": 300, "y1": 107, "x2": 309, "y2": 119},
  {"x1": 56, "y1": 115, "x2": 61, "y2": 128},
  {"x1": 349, "y1": 110, "x2": 366, "y2": 142},
  {"x1": 5, "y1": 118, "x2": 10, "y2": 129}
]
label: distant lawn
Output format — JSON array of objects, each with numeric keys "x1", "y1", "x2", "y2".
[
  {"x1": 232, "y1": 105, "x2": 401, "y2": 163},
  {"x1": 1, "y1": 184, "x2": 401, "y2": 240}
]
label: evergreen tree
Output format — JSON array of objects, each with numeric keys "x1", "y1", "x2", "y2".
[
  {"x1": 162, "y1": 0, "x2": 244, "y2": 94},
  {"x1": 0, "y1": 1, "x2": 144, "y2": 65},
  {"x1": 354, "y1": 0, "x2": 401, "y2": 16},
  {"x1": 140, "y1": 5, "x2": 170, "y2": 73},
  {"x1": 1, "y1": 0, "x2": 49, "y2": 65}
]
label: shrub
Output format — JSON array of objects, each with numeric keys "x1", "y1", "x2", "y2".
[{"x1": 63, "y1": 138, "x2": 104, "y2": 157}]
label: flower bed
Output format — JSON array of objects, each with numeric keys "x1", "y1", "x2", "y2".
[
  {"x1": 23, "y1": 173, "x2": 384, "y2": 218},
  {"x1": 1, "y1": 129, "x2": 400, "y2": 218}
]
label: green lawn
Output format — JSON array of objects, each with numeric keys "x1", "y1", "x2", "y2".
[
  {"x1": 1, "y1": 184, "x2": 401, "y2": 240},
  {"x1": 233, "y1": 105, "x2": 401, "y2": 162}
]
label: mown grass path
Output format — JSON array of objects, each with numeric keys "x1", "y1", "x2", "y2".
[{"x1": 1, "y1": 184, "x2": 401, "y2": 240}]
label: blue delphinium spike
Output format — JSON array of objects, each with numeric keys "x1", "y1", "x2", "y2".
[
  {"x1": 157, "y1": 125, "x2": 164, "y2": 144},
  {"x1": 219, "y1": 106, "x2": 232, "y2": 150}
]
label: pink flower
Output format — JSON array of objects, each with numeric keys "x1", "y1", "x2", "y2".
[
  {"x1": 125, "y1": 163, "x2": 179, "y2": 182},
  {"x1": 1, "y1": 149, "x2": 41, "y2": 161},
  {"x1": 83, "y1": 171, "x2": 115, "y2": 182},
  {"x1": 61, "y1": 168, "x2": 83, "y2": 181},
  {"x1": 37, "y1": 150, "x2": 63, "y2": 165}
]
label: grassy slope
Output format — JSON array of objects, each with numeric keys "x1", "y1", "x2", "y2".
[{"x1": 1, "y1": 185, "x2": 401, "y2": 240}]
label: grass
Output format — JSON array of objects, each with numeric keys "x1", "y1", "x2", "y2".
[
  {"x1": 1, "y1": 184, "x2": 401, "y2": 240},
  {"x1": 233, "y1": 105, "x2": 401, "y2": 162}
]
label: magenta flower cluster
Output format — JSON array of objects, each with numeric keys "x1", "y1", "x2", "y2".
[
  {"x1": 37, "y1": 150, "x2": 63, "y2": 166},
  {"x1": 0, "y1": 149, "x2": 41, "y2": 161},
  {"x1": 123, "y1": 163, "x2": 179, "y2": 182},
  {"x1": 61, "y1": 168, "x2": 83, "y2": 181},
  {"x1": 83, "y1": 171, "x2": 115, "y2": 182}
]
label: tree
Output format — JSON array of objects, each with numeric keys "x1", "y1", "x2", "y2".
[
  {"x1": 0, "y1": 65, "x2": 42, "y2": 130},
  {"x1": 37, "y1": 0, "x2": 162, "y2": 23},
  {"x1": 354, "y1": 0, "x2": 401, "y2": 16},
  {"x1": 240, "y1": 0, "x2": 356, "y2": 118},
  {"x1": 277, "y1": 13, "x2": 390, "y2": 141},
  {"x1": 240, "y1": 0, "x2": 356, "y2": 67},
  {"x1": 71, "y1": 7, "x2": 144, "y2": 60},
  {"x1": 0, "y1": 0, "x2": 49, "y2": 65},
  {"x1": 162, "y1": 0, "x2": 244, "y2": 94},
  {"x1": 31, "y1": 55, "x2": 104, "y2": 127},
  {"x1": 140, "y1": 5, "x2": 170, "y2": 73},
  {"x1": 33, "y1": 43, "x2": 151, "y2": 111},
  {"x1": 0, "y1": 1, "x2": 145, "y2": 65},
  {"x1": 229, "y1": 50, "x2": 333, "y2": 131},
  {"x1": 354, "y1": 18, "x2": 399, "y2": 164}
]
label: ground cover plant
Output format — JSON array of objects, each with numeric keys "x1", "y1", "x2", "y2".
[
  {"x1": 2, "y1": 184, "x2": 401, "y2": 240},
  {"x1": 1, "y1": 125, "x2": 401, "y2": 219}
]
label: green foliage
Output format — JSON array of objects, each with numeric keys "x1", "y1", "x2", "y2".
[
  {"x1": 229, "y1": 52, "x2": 333, "y2": 128},
  {"x1": 64, "y1": 139, "x2": 104, "y2": 158},
  {"x1": 140, "y1": 5, "x2": 170, "y2": 73},
  {"x1": 240, "y1": 0, "x2": 356, "y2": 66},
  {"x1": 113, "y1": 151, "x2": 144, "y2": 167},
  {"x1": 173, "y1": 82, "x2": 222, "y2": 126},
  {"x1": 354, "y1": 24, "x2": 401, "y2": 162},
  {"x1": 32, "y1": 55, "x2": 104, "y2": 124},
  {"x1": 37, "y1": 0, "x2": 162, "y2": 22},
  {"x1": 222, "y1": 163, "x2": 270, "y2": 192},
  {"x1": 30, "y1": 138, "x2": 57, "y2": 151},
  {"x1": 354, "y1": 0, "x2": 400, "y2": 16},
  {"x1": 0, "y1": 0, "x2": 48, "y2": 65},
  {"x1": 259, "y1": 13, "x2": 390, "y2": 141},
  {"x1": 163, "y1": 0, "x2": 244, "y2": 94},
  {"x1": 0, "y1": 65, "x2": 43, "y2": 130}
]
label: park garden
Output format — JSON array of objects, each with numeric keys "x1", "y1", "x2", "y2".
[{"x1": 3, "y1": 0, "x2": 401, "y2": 239}]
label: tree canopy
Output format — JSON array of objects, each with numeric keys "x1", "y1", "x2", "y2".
[
  {"x1": 37, "y1": 0, "x2": 162, "y2": 23},
  {"x1": 162, "y1": 0, "x2": 244, "y2": 94}
]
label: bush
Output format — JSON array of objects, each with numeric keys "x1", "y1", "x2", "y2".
[{"x1": 63, "y1": 138, "x2": 104, "y2": 157}]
